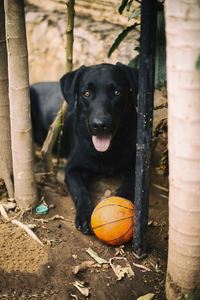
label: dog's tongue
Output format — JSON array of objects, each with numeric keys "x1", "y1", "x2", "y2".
[{"x1": 92, "y1": 134, "x2": 112, "y2": 152}]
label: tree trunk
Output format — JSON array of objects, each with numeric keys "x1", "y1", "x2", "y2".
[
  {"x1": 165, "y1": 0, "x2": 200, "y2": 299},
  {"x1": 0, "y1": 1, "x2": 12, "y2": 177},
  {"x1": 4, "y1": 0, "x2": 37, "y2": 209}
]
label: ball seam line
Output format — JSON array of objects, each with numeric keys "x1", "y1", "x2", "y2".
[
  {"x1": 92, "y1": 216, "x2": 134, "y2": 230},
  {"x1": 94, "y1": 204, "x2": 134, "y2": 212},
  {"x1": 97, "y1": 223, "x2": 134, "y2": 243}
]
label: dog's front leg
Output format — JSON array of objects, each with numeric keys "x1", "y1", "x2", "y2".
[
  {"x1": 65, "y1": 167, "x2": 93, "y2": 233},
  {"x1": 115, "y1": 170, "x2": 135, "y2": 202}
]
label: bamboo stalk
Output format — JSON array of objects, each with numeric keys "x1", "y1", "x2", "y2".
[{"x1": 41, "y1": 0, "x2": 75, "y2": 176}]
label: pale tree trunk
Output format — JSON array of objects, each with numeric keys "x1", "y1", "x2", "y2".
[
  {"x1": 165, "y1": 0, "x2": 200, "y2": 299},
  {"x1": 4, "y1": 0, "x2": 37, "y2": 209},
  {"x1": 0, "y1": 1, "x2": 12, "y2": 177}
]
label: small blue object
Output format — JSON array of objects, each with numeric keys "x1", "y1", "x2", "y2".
[{"x1": 36, "y1": 205, "x2": 48, "y2": 215}]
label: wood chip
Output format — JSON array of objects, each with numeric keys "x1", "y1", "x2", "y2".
[
  {"x1": 0, "y1": 204, "x2": 9, "y2": 220},
  {"x1": 73, "y1": 281, "x2": 90, "y2": 297},
  {"x1": 73, "y1": 261, "x2": 95, "y2": 275},
  {"x1": 132, "y1": 262, "x2": 151, "y2": 272}
]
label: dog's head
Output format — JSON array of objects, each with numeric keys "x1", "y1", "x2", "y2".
[{"x1": 60, "y1": 63, "x2": 138, "y2": 152}]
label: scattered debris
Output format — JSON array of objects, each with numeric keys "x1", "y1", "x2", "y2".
[
  {"x1": 148, "y1": 220, "x2": 166, "y2": 228},
  {"x1": 132, "y1": 262, "x2": 151, "y2": 272},
  {"x1": 149, "y1": 258, "x2": 160, "y2": 273},
  {"x1": 43, "y1": 239, "x2": 54, "y2": 246},
  {"x1": 27, "y1": 223, "x2": 38, "y2": 230},
  {"x1": 12, "y1": 219, "x2": 44, "y2": 246},
  {"x1": 148, "y1": 220, "x2": 160, "y2": 227},
  {"x1": 36, "y1": 205, "x2": 49, "y2": 215},
  {"x1": 35, "y1": 171, "x2": 54, "y2": 177},
  {"x1": 0, "y1": 204, "x2": 43, "y2": 246},
  {"x1": 109, "y1": 257, "x2": 135, "y2": 280},
  {"x1": 35, "y1": 214, "x2": 67, "y2": 224},
  {"x1": 73, "y1": 281, "x2": 90, "y2": 297},
  {"x1": 136, "y1": 293, "x2": 155, "y2": 300},
  {"x1": 71, "y1": 294, "x2": 79, "y2": 300},
  {"x1": 104, "y1": 189, "x2": 112, "y2": 197},
  {"x1": 7, "y1": 197, "x2": 15, "y2": 202},
  {"x1": 0, "y1": 204, "x2": 9, "y2": 220},
  {"x1": 152, "y1": 183, "x2": 168, "y2": 193},
  {"x1": 86, "y1": 247, "x2": 108, "y2": 264},
  {"x1": 159, "y1": 193, "x2": 168, "y2": 199},
  {"x1": 73, "y1": 261, "x2": 95, "y2": 275},
  {"x1": 115, "y1": 245, "x2": 125, "y2": 256},
  {"x1": 49, "y1": 203, "x2": 56, "y2": 209},
  {"x1": 3, "y1": 202, "x2": 16, "y2": 210}
]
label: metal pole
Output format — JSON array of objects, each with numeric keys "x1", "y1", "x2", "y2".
[{"x1": 133, "y1": 0, "x2": 157, "y2": 256}]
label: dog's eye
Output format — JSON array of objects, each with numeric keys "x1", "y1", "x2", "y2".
[
  {"x1": 114, "y1": 90, "x2": 120, "y2": 96},
  {"x1": 83, "y1": 91, "x2": 90, "y2": 97}
]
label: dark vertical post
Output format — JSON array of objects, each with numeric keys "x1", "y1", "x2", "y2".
[{"x1": 132, "y1": 0, "x2": 157, "y2": 256}]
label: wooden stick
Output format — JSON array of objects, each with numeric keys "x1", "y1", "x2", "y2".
[
  {"x1": 41, "y1": 0, "x2": 75, "y2": 177},
  {"x1": 66, "y1": 0, "x2": 74, "y2": 73},
  {"x1": 41, "y1": 101, "x2": 67, "y2": 181}
]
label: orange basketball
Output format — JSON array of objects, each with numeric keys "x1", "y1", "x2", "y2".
[{"x1": 91, "y1": 197, "x2": 134, "y2": 245}]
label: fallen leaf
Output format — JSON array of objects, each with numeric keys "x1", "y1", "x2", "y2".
[
  {"x1": 73, "y1": 281, "x2": 90, "y2": 297},
  {"x1": 109, "y1": 257, "x2": 135, "y2": 280},
  {"x1": 137, "y1": 293, "x2": 155, "y2": 300},
  {"x1": 86, "y1": 247, "x2": 108, "y2": 264},
  {"x1": 73, "y1": 261, "x2": 95, "y2": 275}
]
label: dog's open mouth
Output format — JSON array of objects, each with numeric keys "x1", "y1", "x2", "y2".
[{"x1": 92, "y1": 134, "x2": 112, "y2": 152}]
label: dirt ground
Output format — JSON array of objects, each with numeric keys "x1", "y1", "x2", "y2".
[{"x1": 0, "y1": 137, "x2": 168, "y2": 300}]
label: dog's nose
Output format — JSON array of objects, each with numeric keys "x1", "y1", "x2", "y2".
[{"x1": 91, "y1": 118, "x2": 109, "y2": 133}]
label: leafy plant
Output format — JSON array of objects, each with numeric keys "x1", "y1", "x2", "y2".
[
  {"x1": 196, "y1": 53, "x2": 200, "y2": 71},
  {"x1": 184, "y1": 283, "x2": 199, "y2": 300},
  {"x1": 108, "y1": 0, "x2": 166, "y2": 89},
  {"x1": 108, "y1": 24, "x2": 138, "y2": 58}
]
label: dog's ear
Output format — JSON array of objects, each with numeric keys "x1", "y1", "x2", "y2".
[
  {"x1": 116, "y1": 62, "x2": 138, "y2": 106},
  {"x1": 60, "y1": 65, "x2": 86, "y2": 111}
]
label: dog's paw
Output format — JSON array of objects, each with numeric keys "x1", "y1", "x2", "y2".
[{"x1": 75, "y1": 205, "x2": 93, "y2": 234}]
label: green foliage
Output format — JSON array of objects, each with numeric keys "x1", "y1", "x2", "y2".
[
  {"x1": 128, "y1": 7, "x2": 141, "y2": 21},
  {"x1": 154, "y1": 4, "x2": 166, "y2": 89},
  {"x1": 56, "y1": 110, "x2": 64, "y2": 169},
  {"x1": 118, "y1": 0, "x2": 129, "y2": 14},
  {"x1": 128, "y1": 54, "x2": 139, "y2": 68},
  {"x1": 196, "y1": 53, "x2": 200, "y2": 71},
  {"x1": 119, "y1": 0, "x2": 134, "y2": 14},
  {"x1": 108, "y1": 0, "x2": 167, "y2": 89},
  {"x1": 184, "y1": 283, "x2": 199, "y2": 300},
  {"x1": 108, "y1": 23, "x2": 138, "y2": 58}
]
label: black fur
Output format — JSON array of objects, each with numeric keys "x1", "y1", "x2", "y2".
[{"x1": 30, "y1": 63, "x2": 138, "y2": 233}]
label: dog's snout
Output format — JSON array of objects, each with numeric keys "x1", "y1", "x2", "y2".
[{"x1": 91, "y1": 118, "x2": 110, "y2": 134}]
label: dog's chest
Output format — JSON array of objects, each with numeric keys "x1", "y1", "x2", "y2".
[{"x1": 97, "y1": 143, "x2": 135, "y2": 175}]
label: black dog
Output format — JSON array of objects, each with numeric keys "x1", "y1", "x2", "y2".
[{"x1": 30, "y1": 63, "x2": 138, "y2": 233}]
